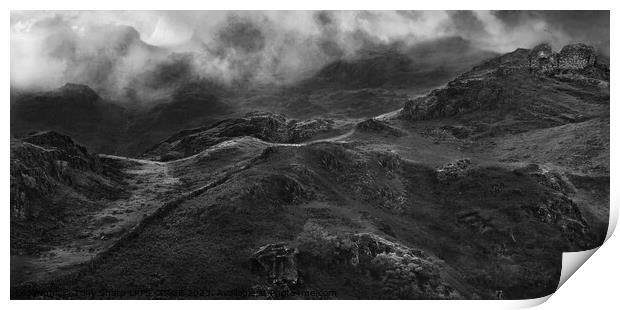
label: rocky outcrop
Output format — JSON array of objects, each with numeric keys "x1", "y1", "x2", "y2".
[
  {"x1": 436, "y1": 159, "x2": 472, "y2": 183},
  {"x1": 529, "y1": 43, "x2": 557, "y2": 72},
  {"x1": 558, "y1": 43, "x2": 597, "y2": 70},
  {"x1": 512, "y1": 164, "x2": 589, "y2": 245},
  {"x1": 295, "y1": 223, "x2": 462, "y2": 299},
  {"x1": 288, "y1": 119, "x2": 335, "y2": 143},
  {"x1": 356, "y1": 119, "x2": 406, "y2": 136},
  {"x1": 514, "y1": 164, "x2": 574, "y2": 194},
  {"x1": 143, "y1": 112, "x2": 336, "y2": 161},
  {"x1": 241, "y1": 173, "x2": 313, "y2": 206},
  {"x1": 10, "y1": 131, "x2": 117, "y2": 220},
  {"x1": 11, "y1": 131, "x2": 127, "y2": 257},
  {"x1": 21, "y1": 131, "x2": 102, "y2": 172},
  {"x1": 251, "y1": 243, "x2": 299, "y2": 285},
  {"x1": 400, "y1": 43, "x2": 608, "y2": 125},
  {"x1": 250, "y1": 224, "x2": 463, "y2": 299},
  {"x1": 527, "y1": 43, "x2": 598, "y2": 73},
  {"x1": 524, "y1": 194, "x2": 589, "y2": 245}
]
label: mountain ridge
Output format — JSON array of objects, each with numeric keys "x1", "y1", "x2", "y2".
[{"x1": 10, "y1": 42, "x2": 609, "y2": 299}]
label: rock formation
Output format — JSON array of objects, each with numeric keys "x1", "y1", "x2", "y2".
[
  {"x1": 11, "y1": 131, "x2": 106, "y2": 220},
  {"x1": 143, "y1": 111, "x2": 337, "y2": 161},
  {"x1": 251, "y1": 243, "x2": 299, "y2": 285},
  {"x1": 400, "y1": 43, "x2": 608, "y2": 128}
]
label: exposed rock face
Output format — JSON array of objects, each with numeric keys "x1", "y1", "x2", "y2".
[
  {"x1": 558, "y1": 43, "x2": 596, "y2": 70},
  {"x1": 11, "y1": 131, "x2": 126, "y2": 257},
  {"x1": 356, "y1": 118, "x2": 406, "y2": 136},
  {"x1": 529, "y1": 43, "x2": 557, "y2": 72},
  {"x1": 143, "y1": 112, "x2": 336, "y2": 161},
  {"x1": 288, "y1": 119, "x2": 335, "y2": 143},
  {"x1": 250, "y1": 225, "x2": 463, "y2": 298},
  {"x1": 142, "y1": 112, "x2": 286, "y2": 160},
  {"x1": 251, "y1": 243, "x2": 299, "y2": 285},
  {"x1": 400, "y1": 43, "x2": 608, "y2": 126},
  {"x1": 295, "y1": 223, "x2": 462, "y2": 299},
  {"x1": 10, "y1": 131, "x2": 114, "y2": 220},
  {"x1": 436, "y1": 159, "x2": 472, "y2": 183},
  {"x1": 513, "y1": 164, "x2": 589, "y2": 244},
  {"x1": 515, "y1": 164, "x2": 574, "y2": 194},
  {"x1": 21, "y1": 131, "x2": 102, "y2": 171},
  {"x1": 525, "y1": 194, "x2": 589, "y2": 243},
  {"x1": 527, "y1": 43, "x2": 597, "y2": 73}
]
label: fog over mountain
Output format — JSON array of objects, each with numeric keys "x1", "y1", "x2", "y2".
[
  {"x1": 10, "y1": 10, "x2": 610, "y2": 300},
  {"x1": 11, "y1": 11, "x2": 609, "y2": 103}
]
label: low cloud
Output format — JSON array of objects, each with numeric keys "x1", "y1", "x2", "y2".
[{"x1": 10, "y1": 10, "x2": 609, "y2": 103}]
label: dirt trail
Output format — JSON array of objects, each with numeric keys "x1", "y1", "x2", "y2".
[
  {"x1": 11, "y1": 156, "x2": 180, "y2": 286},
  {"x1": 12, "y1": 128, "x2": 359, "y2": 287}
]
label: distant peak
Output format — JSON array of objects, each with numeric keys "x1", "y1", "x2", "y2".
[
  {"x1": 59, "y1": 83, "x2": 94, "y2": 91},
  {"x1": 57, "y1": 83, "x2": 99, "y2": 101}
]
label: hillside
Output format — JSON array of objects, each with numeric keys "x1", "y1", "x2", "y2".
[{"x1": 10, "y1": 43, "x2": 609, "y2": 299}]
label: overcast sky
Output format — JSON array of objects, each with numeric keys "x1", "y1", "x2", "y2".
[{"x1": 10, "y1": 11, "x2": 609, "y2": 94}]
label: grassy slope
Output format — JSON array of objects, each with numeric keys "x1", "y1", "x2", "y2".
[{"x1": 10, "y1": 48, "x2": 609, "y2": 300}]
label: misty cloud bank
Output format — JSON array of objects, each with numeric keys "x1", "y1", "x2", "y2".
[{"x1": 10, "y1": 10, "x2": 610, "y2": 103}]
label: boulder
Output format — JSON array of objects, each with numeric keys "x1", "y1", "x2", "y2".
[
  {"x1": 436, "y1": 159, "x2": 472, "y2": 183},
  {"x1": 529, "y1": 43, "x2": 557, "y2": 72},
  {"x1": 558, "y1": 43, "x2": 596, "y2": 70},
  {"x1": 251, "y1": 243, "x2": 299, "y2": 285}
]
